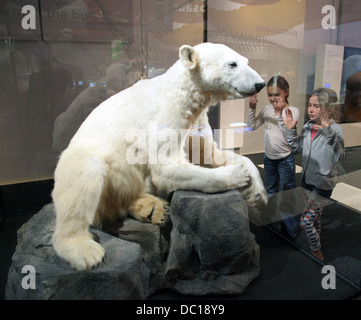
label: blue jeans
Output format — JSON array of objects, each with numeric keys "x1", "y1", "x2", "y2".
[{"x1": 264, "y1": 153, "x2": 298, "y2": 238}]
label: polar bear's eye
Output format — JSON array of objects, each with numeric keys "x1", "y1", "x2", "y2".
[{"x1": 228, "y1": 62, "x2": 238, "y2": 68}]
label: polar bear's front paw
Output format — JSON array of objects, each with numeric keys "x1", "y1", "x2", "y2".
[
  {"x1": 53, "y1": 236, "x2": 105, "y2": 271},
  {"x1": 223, "y1": 164, "x2": 250, "y2": 189},
  {"x1": 233, "y1": 156, "x2": 268, "y2": 212},
  {"x1": 241, "y1": 175, "x2": 268, "y2": 213},
  {"x1": 128, "y1": 193, "x2": 170, "y2": 226}
]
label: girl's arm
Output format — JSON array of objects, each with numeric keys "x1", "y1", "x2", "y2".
[
  {"x1": 247, "y1": 95, "x2": 265, "y2": 131},
  {"x1": 321, "y1": 124, "x2": 345, "y2": 163},
  {"x1": 283, "y1": 108, "x2": 303, "y2": 154}
]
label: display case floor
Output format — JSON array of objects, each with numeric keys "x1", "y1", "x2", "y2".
[{"x1": 1, "y1": 209, "x2": 360, "y2": 300}]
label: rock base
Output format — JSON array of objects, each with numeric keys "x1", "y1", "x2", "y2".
[{"x1": 6, "y1": 190, "x2": 260, "y2": 299}]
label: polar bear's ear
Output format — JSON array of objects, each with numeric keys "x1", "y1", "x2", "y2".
[{"x1": 179, "y1": 45, "x2": 199, "y2": 70}]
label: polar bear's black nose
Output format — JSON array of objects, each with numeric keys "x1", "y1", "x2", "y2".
[{"x1": 255, "y1": 82, "x2": 266, "y2": 92}]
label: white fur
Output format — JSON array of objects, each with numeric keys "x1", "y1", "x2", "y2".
[{"x1": 52, "y1": 43, "x2": 267, "y2": 270}]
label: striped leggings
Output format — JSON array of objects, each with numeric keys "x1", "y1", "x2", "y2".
[{"x1": 300, "y1": 190, "x2": 327, "y2": 252}]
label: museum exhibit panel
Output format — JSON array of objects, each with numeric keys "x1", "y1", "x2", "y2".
[{"x1": 0, "y1": 0, "x2": 361, "y2": 300}]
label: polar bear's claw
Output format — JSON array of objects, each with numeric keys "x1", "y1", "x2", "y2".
[{"x1": 150, "y1": 202, "x2": 170, "y2": 226}]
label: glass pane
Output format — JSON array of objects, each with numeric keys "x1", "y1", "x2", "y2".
[
  {"x1": 0, "y1": 0, "x2": 203, "y2": 185},
  {"x1": 208, "y1": 0, "x2": 361, "y2": 290}
]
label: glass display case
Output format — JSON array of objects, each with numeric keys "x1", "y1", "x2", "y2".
[{"x1": 0, "y1": 0, "x2": 360, "y2": 300}]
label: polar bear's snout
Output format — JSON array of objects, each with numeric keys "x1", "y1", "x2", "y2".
[
  {"x1": 255, "y1": 82, "x2": 266, "y2": 93},
  {"x1": 234, "y1": 80, "x2": 266, "y2": 97}
]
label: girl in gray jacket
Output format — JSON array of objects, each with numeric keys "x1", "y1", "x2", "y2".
[{"x1": 283, "y1": 88, "x2": 345, "y2": 261}]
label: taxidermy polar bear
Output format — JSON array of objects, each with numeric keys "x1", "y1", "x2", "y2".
[{"x1": 52, "y1": 42, "x2": 267, "y2": 270}]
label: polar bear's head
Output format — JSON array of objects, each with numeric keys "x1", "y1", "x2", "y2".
[{"x1": 179, "y1": 43, "x2": 265, "y2": 99}]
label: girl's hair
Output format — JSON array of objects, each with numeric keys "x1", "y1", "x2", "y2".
[
  {"x1": 311, "y1": 88, "x2": 340, "y2": 122},
  {"x1": 267, "y1": 76, "x2": 290, "y2": 103}
]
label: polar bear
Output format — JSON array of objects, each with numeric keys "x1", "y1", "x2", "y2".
[{"x1": 52, "y1": 42, "x2": 267, "y2": 270}]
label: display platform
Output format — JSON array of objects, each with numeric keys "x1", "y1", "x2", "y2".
[{"x1": 0, "y1": 209, "x2": 360, "y2": 300}]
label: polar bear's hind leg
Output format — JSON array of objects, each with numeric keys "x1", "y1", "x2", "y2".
[
  {"x1": 52, "y1": 148, "x2": 106, "y2": 270},
  {"x1": 128, "y1": 193, "x2": 170, "y2": 225}
]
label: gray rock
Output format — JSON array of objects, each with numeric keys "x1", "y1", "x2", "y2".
[
  {"x1": 104, "y1": 216, "x2": 171, "y2": 292},
  {"x1": 5, "y1": 204, "x2": 150, "y2": 300},
  {"x1": 164, "y1": 190, "x2": 260, "y2": 296},
  {"x1": 5, "y1": 190, "x2": 260, "y2": 299}
]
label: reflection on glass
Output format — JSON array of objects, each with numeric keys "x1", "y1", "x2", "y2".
[
  {"x1": 0, "y1": 0, "x2": 204, "y2": 184},
  {"x1": 343, "y1": 70, "x2": 361, "y2": 123}
]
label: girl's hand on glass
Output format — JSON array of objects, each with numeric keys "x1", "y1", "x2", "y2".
[
  {"x1": 314, "y1": 107, "x2": 331, "y2": 130},
  {"x1": 320, "y1": 106, "x2": 330, "y2": 128},
  {"x1": 282, "y1": 108, "x2": 298, "y2": 129}
]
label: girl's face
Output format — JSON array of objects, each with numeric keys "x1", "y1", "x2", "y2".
[
  {"x1": 308, "y1": 95, "x2": 322, "y2": 123},
  {"x1": 266, "y1": 86, "x2": 288, "y2": 106}
]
